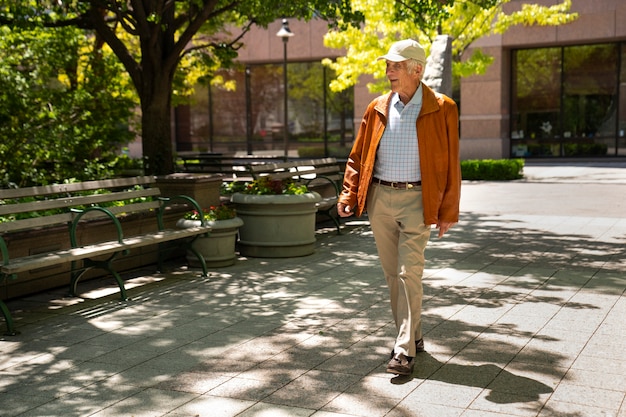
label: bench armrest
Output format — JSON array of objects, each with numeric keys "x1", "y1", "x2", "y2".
[
  {"x1": 0, "y1": 236, "x2": 16, "y2": 280},
  {"x1": 70, "y1": 206, "x2": 125, "y2": 249},
  {"x1": 304, "y1": 174, "x2": 342, "y2": 196},
  {"x1": 157, "y1": 195, "x2": 206, "y2": 229}
]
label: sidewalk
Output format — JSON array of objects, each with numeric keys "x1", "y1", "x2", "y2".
[{"x1": 1, "y1": 162, "x2": 625, "y2": 417}]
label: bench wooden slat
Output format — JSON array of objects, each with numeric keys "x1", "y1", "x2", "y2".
[
  {"x1": 1, "y1": 226, "x2": 211, "y2": 275},
  {"x1": 177, "y1": 154, "x2": 286, "y2": 175},
  {"x1": 0, "y1": 176, "x2": 155, "y2": 200},
  {"x1": 248, "y1": 158, "x2": 337, "y2": 174},
  {"x1": 297, "y1": 165, "x2": 342, "y2": 175},
  {"x1": 249, "y1": 164, "x2": 342, "y2": 183},
  {"x1": 0, "y1": 188, "x2": 161, "y2": 216},
  {"x1": 0, "y1": 199, "x2": 163, "y2": 234},
  {"x1": 0, "y1": 212, "x2": 75, "y2": 233},
  {"x1": 252, "y1": 170, "x2": 300, "y2": 181}
]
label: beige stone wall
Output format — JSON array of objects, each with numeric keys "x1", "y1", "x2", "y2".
[
  {"x1": 236, "y1": 19, "x2": 344, "y2": 63},
  {"x1": 460, "y1": 41, "x2": 510, "y2": 159},
  {"x1": 503, "y1": 0, "x2": 626, "y2": 45},
  {"x1": 353, "y1": 74, "x2": 377, "y2": 135}
]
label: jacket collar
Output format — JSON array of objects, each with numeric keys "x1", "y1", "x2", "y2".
[{"x1": 374, "y1": 82, "x2": 441, "y2": 119}]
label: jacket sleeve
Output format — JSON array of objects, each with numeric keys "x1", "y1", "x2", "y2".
[
  {"x1": 340, "y1": 94, "x2": 388, "y2": 216},
  {"x1": 439, "y1": 97, "x2": 461, "y2": 223},
  {"x1": 338, "y1": 104, "x2": 372, "y2": 210}
]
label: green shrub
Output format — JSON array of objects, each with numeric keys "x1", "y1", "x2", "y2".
[
  {"x1": 461, "y1": 159, "x2": 524, "y2": 181},
  {"x1": 221, "y1": 178, "x2": 308, "y2": 195}
]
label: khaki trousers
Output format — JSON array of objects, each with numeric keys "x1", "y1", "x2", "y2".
[{"x1": 367, "y1": 183, "x2": 431, "y2": 358}]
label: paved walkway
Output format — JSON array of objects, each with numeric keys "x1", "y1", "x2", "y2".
[{"x1": 1, "y1": 162, "x2": 625, "y2": 417}]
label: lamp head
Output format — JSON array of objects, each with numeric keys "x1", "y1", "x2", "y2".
[{"x1": 276, "y1": 19, "x2": 294, "y2": 39}]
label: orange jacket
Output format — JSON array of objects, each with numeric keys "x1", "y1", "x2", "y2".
[{"x1": 339, "y1": 83, "x2": 461, "y2": 225}]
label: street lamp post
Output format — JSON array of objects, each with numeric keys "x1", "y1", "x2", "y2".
[{"x1": 276, "y1": 19, "x2": 294, "y2": 160}]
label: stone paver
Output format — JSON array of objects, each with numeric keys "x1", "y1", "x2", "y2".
[{"x1": 1, "y1": 161, "x2": 625, "y2": 417}]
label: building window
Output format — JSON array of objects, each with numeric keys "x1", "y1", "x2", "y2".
[
  {"x1": 178, "y1": 61, "x2": 354, "y2": 158},
  {"x1": 511, "y1": 43, "x2": 623, "y2": 157}
]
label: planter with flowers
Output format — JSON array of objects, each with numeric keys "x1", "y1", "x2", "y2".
[
  {"x1": 226, "y1": 177, "x2": 321, "y2": 258},
  {"x1": 177, "y1": 204, "x2": 243, "y2": 268}
]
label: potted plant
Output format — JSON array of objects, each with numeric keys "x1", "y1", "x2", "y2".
[
  {"x1": 227, "y1": 177, "x2": 322, "y2": 258},
  {"x1": 177, "y1": 203, "x2": 243, "y2": 268}
]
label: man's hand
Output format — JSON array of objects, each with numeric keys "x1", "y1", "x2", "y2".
[
  {"x1": 436, "y1": 222, "x2": 455, "y2": 238},
  {"x1": 337, "y1": 202, "x2": 354, "y2": 218}
]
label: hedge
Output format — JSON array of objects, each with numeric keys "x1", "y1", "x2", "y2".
[{"x1": 461, "y1": 159, "x2": 524, "y2": 181}]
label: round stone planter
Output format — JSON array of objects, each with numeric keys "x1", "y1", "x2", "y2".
[
  {"x1": 231, "y1": 192, "x2": 322, "y2": 258},
  {"x1": 176, "y1": 217, "x2": 244, "y2": 268}
]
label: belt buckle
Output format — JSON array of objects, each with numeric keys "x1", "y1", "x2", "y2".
[{"x1": 391, "y1": 181, "x2": 413, "y2": 189}]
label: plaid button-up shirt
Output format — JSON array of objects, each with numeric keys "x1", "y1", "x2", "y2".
[{"x1": 373, "y1": 85, "x2": 423, "y2": 182}]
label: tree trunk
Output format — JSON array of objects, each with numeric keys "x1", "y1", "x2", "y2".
[
  {"x1": 83, "y1": 2, "x2": 178, "y2": 176},
  {"x1": 141, "y1": 90, "x2": 174, "y2": 176},
  {"x1": 139, "y1": 32, "x2": 177, "y2": 176}
]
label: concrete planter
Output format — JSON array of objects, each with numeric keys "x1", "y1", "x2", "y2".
[
  {"x1": 231, "y1": 192, "x2": 322, "y2": 258},
  {"x1": 176, "y1": 217, "x2": 244, "y2": 268},
  {"x1": 156, "y1": 173, "x2": 223, "y2": 209}
]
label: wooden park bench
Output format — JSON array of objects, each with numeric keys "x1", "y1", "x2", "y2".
[
  {"x1": 176, "y1": 153, "x2": 285, "y2": 180},
  {"x1": 248, "y1": 157, "x2": 344, "y2": 234},
  {"x1": 0, "y1": 176, "x2": 211, "y2": 335}
]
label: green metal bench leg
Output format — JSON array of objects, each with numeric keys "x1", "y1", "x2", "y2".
[
  {"x1": 187, "y1": 246, "x2": 208, "y2": 277},
  {"x1": 1, "y1": 299, "x2": 18, "y2": 336},
  {"x1": 329, "y1": 212, "x2": 342, "y2": 235},
  {"x1": 319, "y1": 208, "x2": 342, "y2": 235},
  {"x1": 109, "y1": 269, "x2": 129, "y2": 301},
  {"x1": 156, "y1": 240, "x2": 208, "y2": 278},
  {"x1": 156, "y1": 242, "x2": 166, "y2": 273},
  {"x1": 70, "y1": 257, "x2": 129, "y2": 301},
  {"x1": 69, "y1": 260, "x2": 82, "y2": 298}
]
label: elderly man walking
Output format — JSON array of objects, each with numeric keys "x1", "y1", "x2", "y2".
[{"x1": 337, "y1": 39, "x2": 461, "y2": 376}]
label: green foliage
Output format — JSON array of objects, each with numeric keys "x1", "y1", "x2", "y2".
[
  {"x1": 183, "y1": 204, "x2": 237, "y2": 221},
  {"x1": 0, "y1": 25, "x2": 136, "y2": 187},
  {"x1": 222, "y1": 177, "x2": 309, "y2": 195},
  {"x1": 1, "y1": 0, "x2": 365, "y2": 176},
  {"x1": 323, "y1": 0, "x2": 577, "y2": 93},
  {"x1": 221, "y1": 181, "x2": 248, "y2": 196},
  {"x1": 111, "y1": 154, "x2": 144, "y2": 173},
  {"x1": 453, "y1": 49, "x2": 495, "y2": 78},
  {"x1": 461, "y1": 159, "x2": 524, "y2": 181},
  {"x1": 391, "y1": 0, "x2": 456, "y2": 33}
]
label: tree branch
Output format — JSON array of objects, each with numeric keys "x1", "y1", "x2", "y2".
[
  {"x1": 83, "y1": 5, "x2": 143, "y2": 95},
  {"x1": 169, "y1": 0, "x2": 240, "y2": 67},
  {"x1": 181, "y1": 20, "x2": 253, "y2": 57}
]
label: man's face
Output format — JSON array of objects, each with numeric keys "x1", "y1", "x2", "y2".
[{"x1": 385, "y1": 60, "x2": 421, "y2": 100}]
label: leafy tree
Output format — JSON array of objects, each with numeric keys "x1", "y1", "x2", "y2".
[
  {"x1": 322, "y1": 0, "x2": 577, "y2": 94},
  {"x1": 0, "y1": 1, "x2": 363, "y2": 176},
  {"x1": 0, "y1": 25, "x2": 135, "y2": 187}
]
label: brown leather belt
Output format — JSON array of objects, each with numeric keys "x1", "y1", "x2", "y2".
[{"x1": 373, "y1": 177, "x2": 421, "y2": 189}]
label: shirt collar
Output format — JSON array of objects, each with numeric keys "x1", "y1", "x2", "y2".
[{"x1": 391, "y1": 83, "x2": 423, "y2": 109}]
